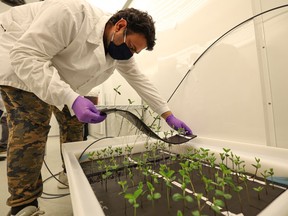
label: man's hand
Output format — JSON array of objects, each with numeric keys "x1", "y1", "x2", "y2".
[
  {"x1": 72, "y1": 96, "x2": 106, "y2": 123},
  {"x1": 166, "y1": 114, "x2": 192, "y2": 135}
]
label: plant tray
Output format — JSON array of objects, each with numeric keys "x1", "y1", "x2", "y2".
[
  {"x1": 62, "y1": 136, "x2": 288, "y2": 216},
  {"x1": 80, "y1": 150, "x2": 286, "y2": 216}
]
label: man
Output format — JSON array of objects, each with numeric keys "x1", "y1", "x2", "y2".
[
  {"x1": 0, "y1": 0, "x2": 192, "y2": 215},
  {"x1": 0, "y1": 0, "x2": 25, "y2": 7}
]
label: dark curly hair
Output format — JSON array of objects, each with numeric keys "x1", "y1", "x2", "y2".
[{"x1": 108, "y1": 8, "x2": 156, "y2": 51}]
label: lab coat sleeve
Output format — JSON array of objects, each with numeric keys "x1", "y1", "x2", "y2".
[
  {"x1": 116, "y1": 58, "x2": 170, "y2": 115},
  {"x1": 9, "y1": 1, "x2": 79, "y2": 109}
]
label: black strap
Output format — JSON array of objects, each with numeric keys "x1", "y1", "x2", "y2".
[{"x1": 100, "y1": 108, "x2": 197, "y2": 145}]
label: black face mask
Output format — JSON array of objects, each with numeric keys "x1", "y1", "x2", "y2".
[{"x1": 108, "y1": 29, "x2": 133, "y2": 60}]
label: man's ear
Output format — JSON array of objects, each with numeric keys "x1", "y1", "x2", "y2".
[{"x1": 114, "y1": 18, "x2": 127, "y2": 32}]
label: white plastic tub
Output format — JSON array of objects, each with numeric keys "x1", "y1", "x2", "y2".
[{"x1": 62, "y1": 135, "x2": 288, "y2": 216}]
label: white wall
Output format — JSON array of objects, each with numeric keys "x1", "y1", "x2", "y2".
[
  {"x1": 100, "y1": 72, "x2": 142, "y2": 106},
  {"x1": 253, "y1": 0, "x2": 288, "y2": 148},
  {"x1": 2, "y1": 0, "x2": 287, "y2": 148},
  {"x1": 134, "y1": 0, "x2": 288, "y2": 148}
]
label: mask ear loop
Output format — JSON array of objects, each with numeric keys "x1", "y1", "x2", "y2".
[
  {"x1": 123, "y1": 28, "x2": 127, "y2": 43},
  {"x1": 111, "y1": 31, "x2": 115, "y2": 42}
]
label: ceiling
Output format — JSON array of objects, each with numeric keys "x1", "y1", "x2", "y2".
[{"x1": 89, "y1": 0, "x2": 208, "y2": 31}]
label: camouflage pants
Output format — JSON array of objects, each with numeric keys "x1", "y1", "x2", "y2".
[
  {"x1": 0, "y1": 116, "x2": 8, "y2": 146},
  {"x1": 0, "y1": 86, "x2": 83, "y2": 207}
]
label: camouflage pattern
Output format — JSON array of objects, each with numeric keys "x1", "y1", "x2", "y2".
[
  {"x1": 0, "y1": 86, "x2": 83, "y2": 207},
  {"x1": 52, "y1": 105, "x2": 84, "y2": 145}
]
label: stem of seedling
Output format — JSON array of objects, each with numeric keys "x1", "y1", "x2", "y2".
[
  {"x1": 193, "y1": 193, "x2": 205, "y2": 215},
  {"x1": 239, "y1": 172, "x2": 251, "y2": 205},
  {"x1": 146, "y1": 181, "x2": 161, "y2": 215},
  {"x1": 261, "y1": 170, "x2": 270, "y2": 195},
  {"x1": 118, "y1": 180, "x2": 128, "y2": 214},
  {"x1": 159, "y1": 164, "x2": 176, "y2": 210},
  {"x1": 253, "y1": 186, "x2": 264, "y2": 200},
  {"x1": 222, "y1": 148, "x2": 231, "y2": 167},
  {"x1": 211, "y1": 197, "x2": 224, "y2": 215},
  {"x1": 268, "y1": 168, "x2": 275, "y2": 189},
  {"x1": 233, "y1": 185, "x2": 243, "y2": 212},
  {"x1": 220, "y1": 153, "x2": 225, "y2": 165},
  {"x1": 128, "y1": 168, "x2": 135, "y2": 187},
  {"x1": 252, "y1": 157, "x2": 261, "y2": 182},
  {"x1": 102, "y1": 165, "x2": 113, "y2": 192},
  {"x1": 177, "y1": 169, "x2": 194, "y2": 213},
  {"x1": 113, "y1": 85, "x2": 121, "y2": 105},
  {"x1": 124, "y1": 182, "x2": 143, "y2": 216},
  {"x1": 88, "y1": 151, "x2": 96, "y2": 174}
]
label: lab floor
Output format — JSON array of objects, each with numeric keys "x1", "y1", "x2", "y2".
[{"x1": 0, "y1": 135, "x2": 81, "y2": 216}]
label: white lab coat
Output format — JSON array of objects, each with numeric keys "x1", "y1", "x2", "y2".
[{"x1": 0, "y1": 0, "x2": 169, "y2": 115}]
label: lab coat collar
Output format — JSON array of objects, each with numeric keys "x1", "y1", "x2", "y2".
[
  {"x1": 86, "y1": 14, "x2": 112, "y2": 65},
  {"x1": 87, "y1": 14, "x2": 111, "y2": 45}
]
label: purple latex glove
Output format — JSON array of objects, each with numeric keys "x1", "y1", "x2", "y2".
[
  {"x1": 166, "y1": 114, "x2": 192, "y2": 135},
  {"x1": 72, "y1": 96, "x2": 107, "y2": 123}
]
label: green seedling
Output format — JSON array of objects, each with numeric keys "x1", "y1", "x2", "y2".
[
  {"x1": 192, "y1": 193, "x2": 206, "y2": 216},
  {"x1": 268, "y1": 168, "x2": 275, "y2": 189},
  {"x1": 233, "y1": 185, "x2": 243, "y2": 211},
  {"x1": 164, "y1": 131, "x2": 170, "y2": 139},
  {"x1": 146, "y1": 181, "x2": 161, "y2": 212},
  {"x1": 252, "y1": 157, "x2": 261, "y2": 182},
  {"x1": 128, "y1": 98, "x2": 135, "y2": 104},
  {"x1": 113, "y1": 85, "x2": 121, "y2": 104},
  {"x1": 150, "y1": 171, "x2": 159, "y2": 184},
  {"x1": 96, "y1": 159, "x2": 104, "y2": 171},
  {"x1": 175, "y1": 169, "x2": 194, "y2": 213},
  {"x1": 124, "y1": 182, "x2": 144, "y2": 216},
  {"x1": 222, "y1": 148, "x2": 231, "y2": 167},
  {"x1": 128, "y1": 168, "x2": 135, "y2": 187},
  {"x1": 219, "y1": 153, "x2": 225, "y2": 165},
  {"x1": 88, "y1": 151, "x2": 96, "y2": 173},
  {"x1": 215, "y1": 189, "x2": 232, "y2": 212},
  {"x1": 172, "y1": 190, "x2": 193, "y2": 214},
  {"x1": 95, "y1": 150, "x2": 102, "y2": 159},
  {"x1": 232, "y1": 155, "x2": 245, "y2": 182},
  {"x1": 177, "y1": 127, "x2": 186, "y2": 136},
  {"x1": 114, "y1": 147, "x2": 123, "y2": 163},
  {"x1": 199, "y1": 148, "x2": 210, "y2": 161},
  {"x1": 101, "y1": 148, "x2": 107, "y2": 158},
  {"x1": 229, "y1": 152, "x2": 235, "y2": 170},
  {"x1": 261, "y1": 170, "x2": 270, "y2": 194},
  {"x1": 118, "y1": 180, "x2": 128, "y2": 214},
  {"x1": 179, "y1": 161, "x2": 196, "y2": 193},
  {"x1": 239, "y1": 172, "x2": 251, "y2": 204},
  {"x1": 159, "y1": 164, "x2": 176, "y2": 209},
  {"x1": 253, "y1": 186, "x2": 264, "y2": 200},
  {"x1": 102, "y1": 165, "x2": 113, "y2": 192},
  {"x1": 118, "y1": 180, "x2": 128, "y2": 194},
  {"x1": 125, "y1": 145, "x2": 134, "y2": 157},
  {"x1": 141, "y1": 164, "x2": 151, "y2": 183},
  {"x1": 88, "y1": 151, "x2": 96, "y2": 160},
  {"x1": 202, "y1": 175, "x2": 214, "y2": 196},
  {"x1": 215, "y1": 168, "x2": 232, "y2": 213},
  {"x1": 211, "y1": 197, "x2": 224, "y2": 214}
]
